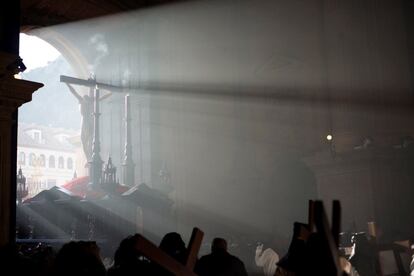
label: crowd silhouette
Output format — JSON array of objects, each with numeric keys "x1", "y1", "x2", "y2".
[{"x1": 3, "y1": 200, "x2": 414, "y2": 275}]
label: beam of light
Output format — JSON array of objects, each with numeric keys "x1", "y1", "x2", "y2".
[{"x1": 18, "y1": 205, "x2": 69, "y2": 239}]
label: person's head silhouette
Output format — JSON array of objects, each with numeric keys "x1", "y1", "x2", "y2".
[
  {"x1": 159, "y1": 232, "x2": 186, "y2": 262},
  {"x1": 211, "y1": 237, "x2": 228, "y2": 253}
]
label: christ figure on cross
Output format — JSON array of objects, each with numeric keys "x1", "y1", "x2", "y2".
[{"x1": 65, "y1": 75, "x2": 111, "y2": 162}]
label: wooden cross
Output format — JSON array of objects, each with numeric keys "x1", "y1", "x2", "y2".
[
  {"x1": 308, "y1": 199, "x2": 315, "y2": 232},
  {"x1": 60, "y1": 75, "x2": 123, "y2": 92},
  {"x1": 134, "y1": 227, "x2": 204, "y2": 276},
  {"x1": 311, "y1": 200, "x2": 347, "y2": 276}
]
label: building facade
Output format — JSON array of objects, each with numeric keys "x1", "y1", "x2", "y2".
[{"x1": 17, "y1": 123, "x2": 81, "y2": 198}]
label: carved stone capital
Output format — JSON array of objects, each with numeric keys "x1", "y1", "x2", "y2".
[{"x1": 0, "y1": 51, "x2": 43, "y2": 119}]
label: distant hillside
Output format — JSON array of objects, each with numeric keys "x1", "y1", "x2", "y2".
[{"x1": 19, "y1": 56, "x2": 81, "y2": 130}]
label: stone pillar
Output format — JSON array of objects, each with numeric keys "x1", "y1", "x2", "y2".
[{"x1": 0, "y1": 51, "x2": 43, "y2": 247}]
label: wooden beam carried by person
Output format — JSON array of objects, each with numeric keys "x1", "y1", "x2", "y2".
[
  {"x1": 134, "y1": 227, "x2": 204, "y2": 276},
  {"x1": 314, "y1": 200, "x2": 348, "y2": 276},
  {"x1": 308, "y1": 199, "x2": 315, "y2": 232},
  {"x1": 184, "y1": 227, "x2": 204, "y2": 271}
]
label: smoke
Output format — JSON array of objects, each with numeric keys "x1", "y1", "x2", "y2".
[
  {"x1": 88, "y1": 33, "x2": 109, "y2": 73},
  {"x1": 121, "y1": 69, "x2": 131, "y2": 87}
]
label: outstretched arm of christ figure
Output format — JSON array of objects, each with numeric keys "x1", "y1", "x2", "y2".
[{"x1": 65, "y1": 83, "x2": 83, "y2": 103}]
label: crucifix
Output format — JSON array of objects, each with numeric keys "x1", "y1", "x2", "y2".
[
  {"x1": 134, "y1": 227, "x2": 204, "y2": 276},
  {"x1": 61, "y1": 75, "x2": 113, "y2": 162},
  {"x1": 60, "y1": 75, "x2": 135, "y2": 187},
  {"x1": 60, "y1": 74, "x2": 132, "y2": 189}
]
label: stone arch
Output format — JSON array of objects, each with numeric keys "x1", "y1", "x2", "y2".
[
  {"x1": 20, "y1": 28, "x2": 91, "y2": 173},
  {"x1": 21, "y1": 28, "x2": 90, "y2": 79}
]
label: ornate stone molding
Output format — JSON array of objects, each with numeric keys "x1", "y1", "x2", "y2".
[
  {"x1": 0, "y1": 78, "x2": 43, "y2": 115},
  {"x1": 0, "y1": 51, "x2": 43, "y2": 112}
]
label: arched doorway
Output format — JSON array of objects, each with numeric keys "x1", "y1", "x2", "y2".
[{"x1": 17, "y1": 33, "x2": 86, "y2": 195}]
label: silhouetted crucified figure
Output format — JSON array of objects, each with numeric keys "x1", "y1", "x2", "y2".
[{"x1": 62, "y1": 75, "x2": 112, "y2": 162}]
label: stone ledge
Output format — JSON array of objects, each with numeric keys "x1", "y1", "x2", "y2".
[
  {"x1": 0, "y1": 78, "x2": 43, "y2": 106},
  {"x1": 0, "y1": 50, "x2": 43, "y2": 114}
]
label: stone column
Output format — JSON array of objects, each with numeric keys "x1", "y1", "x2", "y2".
[{"x1": 0, "y1": 51, "x2": 43, "y2": 247}]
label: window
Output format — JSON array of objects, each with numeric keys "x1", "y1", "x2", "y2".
[
  {"x1": 49, "y1": 155, "x2": 55, "y2": 168},
  {"x1": 18, "y1": 152, "x2": 25, "y2": 166},
  {"x1": 34, "y1": 131, "x2": 40, "y2": 142},
  {"x1": 17, "y1": 34, "x2": 83, "y2": 245},
  {"x1": 58, "y1": 156, "x2": 64, "y2": 169},
  {"x1": 67, "y1": 158, "x2": 73, "y2": 170},
  {"x1": 29, "y1": 153, "x2": 36, "y2": 166},
  {"x1": 39, "y1": 154, "x2": 46, "y2": 167}
]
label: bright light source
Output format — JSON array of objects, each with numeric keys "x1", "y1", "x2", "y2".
[
  {"x1": 326, "y1": 134, "x2": 333, "y2": 141},
  {"x1": 19, "y1": 33, "x2": 60, "y2": 72}
]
